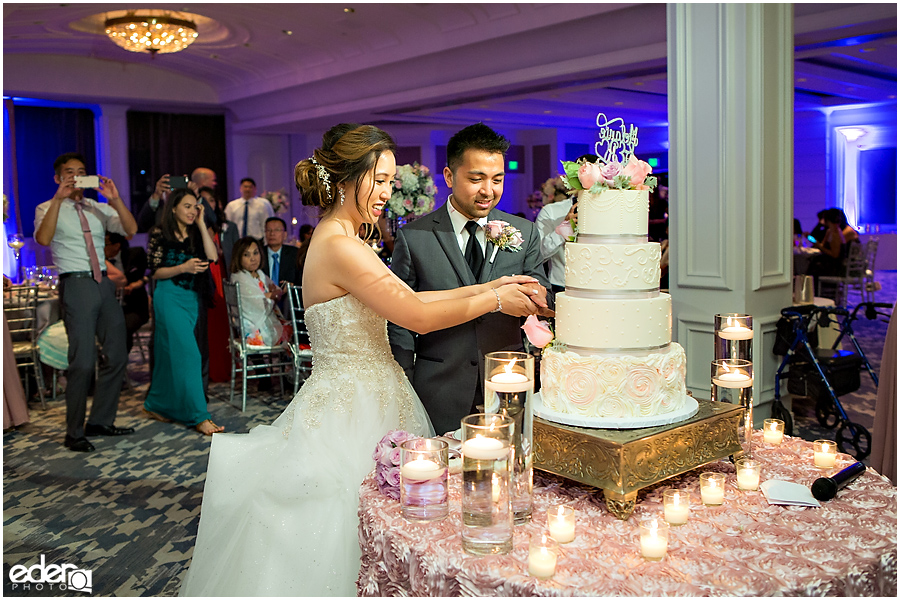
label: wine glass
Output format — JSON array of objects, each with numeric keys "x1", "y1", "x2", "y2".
[{"x1": 7, "y1": 234, "x2": 24, "y2": 261}]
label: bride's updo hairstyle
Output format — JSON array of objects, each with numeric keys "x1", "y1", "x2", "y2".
[{"x1": 295, "y1": 123, "x2": 396, "y2": 216}]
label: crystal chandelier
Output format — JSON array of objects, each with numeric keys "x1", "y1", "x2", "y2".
[{"x1": 104, "y1": 14, "x2": 198, "y2": 55}]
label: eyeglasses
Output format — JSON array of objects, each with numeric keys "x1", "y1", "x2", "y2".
[{"x1": 265, "y1": 229, "x2": 286, "y2": 234}]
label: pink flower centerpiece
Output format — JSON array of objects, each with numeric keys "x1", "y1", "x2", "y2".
[
  {"x1": 561, "y1": 154, "x2": 657, "y2": 193},
  {"x1": 372, "y1": 429, "x2": 420, "y2": 500}
]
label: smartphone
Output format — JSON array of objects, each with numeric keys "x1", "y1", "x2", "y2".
[
  {"x1": 74, "y1": 175, "x2": 100, "y2": 188},
  {"x1": 169, "y1": 175, "x2": 189, "y2": 189},
  {"x1": 806, "y1": 234, "x2": 817, "y2": 243}
]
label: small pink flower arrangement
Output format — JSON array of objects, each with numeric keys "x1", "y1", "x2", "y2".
[
  {"x1": 484, "y1": 220, "x2": 524, "y2": 252},
  {"x1": 372, "y1": 429, "x2": 420, "y2": 500},
  {"x1": 562, "y1": 154, "x2": 657, "y2": 193}
]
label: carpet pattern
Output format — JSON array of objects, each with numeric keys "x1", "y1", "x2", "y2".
[{"x1": 3, "y1": 272, "x2": 895, "y2": 596}]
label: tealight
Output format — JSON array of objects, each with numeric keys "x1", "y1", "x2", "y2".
[
  {"x1": 528, "y1": 533, "x2": 559, "y2": 579},
  {"x1": 813, "y1": 439, "x2": 837, "y2": 469},
  {"x1": 663, "y1": 490, "x2": 690, "y2": 526},
  {"x1": 700, "y1": 472, "x2": 726, "y2": 505},
  {"x1": 639, "y1": 518, "x2": 669, "y2": 561},
  {"x1": 735, "y1": 458, "x2": 761, "y2": 491},
  {"x1": 763, "y1": 419, "x2": 784, "y2": 445},
  {"x1": 547, "y1": 503, "x2": 576, "y2": 543}
]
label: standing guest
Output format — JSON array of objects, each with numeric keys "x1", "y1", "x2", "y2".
[
  {"x1": 200, "y1": 186, "x2": 237, "y2": 383},
  {"x1": 143, "y1": 190, "x2": 223, "y2": 436},
  {"x1": 34, "y1": 152, "x2": 137, "y2": 452},
  {"x1": 138, "y1": 168, "x2": 217, "y2": 232},
  {"x1": 261, "y1": 217, "x2": 301, "y2": 290},
  {"x1": 388, "y1": 123, "x2": 552, "y2": 435},
  {"x1": 229, "y1": 237, "x2": 292, "y2": 347},
  {"x1": 200, "y1": 186, "x2": 239, "y2": 271},
  {"x1": 298, "y1": 223, "x2": 315, "y2": 242},
  {"x1": 225, "y1": 177, "x2": 274, "y2": 240},
  {"x1": 535, "y1": 188, "x2": 576, "y2": 296}
]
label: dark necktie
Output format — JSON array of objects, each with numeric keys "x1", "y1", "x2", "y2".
[
  {"x1": 242, "y1": 200, "x2": 249, "y2": 237},
  {"x1": 73, "y1": 202, "x2": 103, "y2": 284},
  {"x1": 271, "y1": 252, "x2": 280, "y2": 285},
  {"x1": 464, "y1": 220, "x2": 484, "y2": 279}
]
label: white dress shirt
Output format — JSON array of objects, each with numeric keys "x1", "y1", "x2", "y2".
[
  {"x1": 225, "y1": 196, "x2": 275, "y2": 239},
  {"x1": 535, "y1": 198, "x2": 574, "y2": 288},
  {"x1": 447, "y1": 198, "x2": 487, "y2": 256},
  {"x1": 34, "y1": 197, "x2": 126, "y2": 274}
]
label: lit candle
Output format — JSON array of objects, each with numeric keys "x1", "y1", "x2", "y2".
[
  {"x1": 700, "y1": 473, "x2": 725, "y2": 505},
  {"x1": 663, "y1": 490, "x2": 690, "y2": 526},
  {"x1": 736, "y1": 467, "x2": 760, "y2": 491},
  {"x1": 717, "y1": 324, "x2": 753, "y2": 340},
  {"x1": 461, "y1": 435, "x2": 509, "y2": 461},
  {"x1": 639, "y1": 519, "x2": 668, "y2": 561},
  {"x1": 712, "y1": 372, "x2": 753, "y2": 388},
  {"x1": 547, "y1": 505, "x2": 576, "y2": 543},
  {"x1": 400, "y1": 458, "x2": 444, "y2": 482},
  {"x1": 528, "y1": 535, "x2": 558, "y2": 579},
  {"x1": 763, "y1": 419, "x2": 784, "y2": 444},
  {"x1": 813, "y1": 440, "x2": 837, "y2": 468}
]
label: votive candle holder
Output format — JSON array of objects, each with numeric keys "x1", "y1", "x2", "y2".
[
  {"x1": 639, "y1": 518, "x2": 669, "y2": 561},
  {"x1": 527, "y1": 533, "x2": 559, "y2": 579},
  {"x1": 700, "y1": 472, "x2": 726, "y2": 505},
  {"x1": 813, "y1": 439, "x2": 838, "y2": 469},
  {"x1": 663, "y1": 489, "x2": 690, "y2": 526},
  {"x1": 763, "y1": 419, "x2": 785, "y2": 445},
  {"x1": 735, "y1": 458, "x2": 761, "y2": 491}
]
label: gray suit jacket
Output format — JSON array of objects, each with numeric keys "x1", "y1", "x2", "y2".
[{"x1": 388, "y1": 204, "x2": 551, "y2": 435}]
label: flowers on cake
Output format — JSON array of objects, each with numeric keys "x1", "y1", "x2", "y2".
[
  {"x1": 522, "y1": 315, "x2": 554, "y2": 348},
  {"x1": 484, "y1": 220, "x2": 524, "y2": 252},
  {"x1": 372, "y1": 429, "x2": 420, "y2": 500},
  {"x1": 389, "y1": 163, "x2": 437, "y2": 217},
  {"x1": 561, "y1": 154, "x2": 657, "y2": 193},
  {"x1": 263, "y1": 188, "x2": 290, "y2": 214}
]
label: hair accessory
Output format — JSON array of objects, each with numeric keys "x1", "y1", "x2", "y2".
[
  {"x1": 339, "y1": 187, "x2": 345, "y2": 206},
  {"x1": 309, "y1": 156, "x2": 331, "y2": 199}
]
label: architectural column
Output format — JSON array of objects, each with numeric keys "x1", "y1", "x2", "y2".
[
  {"x1": 667, "y1": 4, "x2": 793, "y2": 421},
  {"x1": 96, "y1": 104, "x2": 131, "y2": 208}
]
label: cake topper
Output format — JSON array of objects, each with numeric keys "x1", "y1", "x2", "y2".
[{"x1": 594, "y1": 113, "x2": 639, "y2": 164}]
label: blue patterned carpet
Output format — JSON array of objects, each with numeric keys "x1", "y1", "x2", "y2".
[{"x1": 3, "y1": 272, "x2": 895, "y2": 596}]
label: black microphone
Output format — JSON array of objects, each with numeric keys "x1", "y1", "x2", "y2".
[{"x1": 811, "y1": 461, "x2": 866, "y2": 501}]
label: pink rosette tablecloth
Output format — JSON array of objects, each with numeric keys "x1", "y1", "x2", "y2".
[{"x1": 357, "y1": 431, "x2": 897, "y2": 596}]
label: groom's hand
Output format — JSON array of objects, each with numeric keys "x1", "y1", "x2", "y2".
[
  {"x1": 520, "y1": 281, "x2": 549, "y2": 309},
  {"x1": 496, "y1": 284, "x2": 541, "y2": 317}
]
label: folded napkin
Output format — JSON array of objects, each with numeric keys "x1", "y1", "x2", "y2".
[{"x1": 760, "y1": 479, "x2": 821, "y2": 507}]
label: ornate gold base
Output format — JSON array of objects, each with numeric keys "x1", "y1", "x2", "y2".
[{"x1": 533, "y1": 399, "x2": 743, "y2": 519}]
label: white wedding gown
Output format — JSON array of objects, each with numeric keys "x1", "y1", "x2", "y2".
[{"x1": 179, "y1": 294, "x2": 433, "y2": 596}]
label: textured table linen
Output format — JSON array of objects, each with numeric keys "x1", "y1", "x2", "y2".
[{"x1": 358, "y1": 431, "x2": 897, "y2": 596}]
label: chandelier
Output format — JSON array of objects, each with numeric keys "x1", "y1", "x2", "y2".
[{"x1": 104, "y1": 14, "x2": 198, "y2": 55}]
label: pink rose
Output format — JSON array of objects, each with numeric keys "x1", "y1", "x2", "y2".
[
  {"x1": 394, "y1": 179, "x2": 402, "y2": 189},
  {"x1": 554, "y1": 219, "x2": 574, "y2": 240},
  {"x1": 521, "y1": 315, "x2": 554, "y2": 348},
  {"x1": 388, "y1": 446, "x2": 402, "y2": 466},
  {"x1": 387, "y1": 429, "x2": 411, "y2": 445},
  {"x1": 508, "y1": 230, "x2": 524, "y2": 250},
  {"x1": 599, "y1": 161, "x2": 622, "y2": 186},
  {"x1": 386, "y1": 466, "x2": 401, "y2": 488},
  {"x1": 577, "y1": 161, "x2": 602, "y2": 189},
  {"x1": 485, "y1": 220, "x2": 508, "y2": 238},
  {"x1": 621, "y1": 154, "x2": 652, "y2": 188}
]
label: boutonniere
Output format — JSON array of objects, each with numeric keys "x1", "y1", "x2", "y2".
[{"x1": 484, "y1": 220, "x2": 524, "y2": 265}]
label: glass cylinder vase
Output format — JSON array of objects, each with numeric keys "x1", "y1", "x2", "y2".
[
  {"x1": 711, "y1": 359, "x2": 754, "y2": 456},
  {"x1": 460, "y1": 413, "x2": 514, "y2": 555},
  {"x1": 484, "y1": 351, "x2": 534, "y2": 524},
  {"x1": 714, "y1": 313, "x2": 753, "y2": 362},
  {"x1": 400, "y1": 437, "x2": 449, "y2": 522}
]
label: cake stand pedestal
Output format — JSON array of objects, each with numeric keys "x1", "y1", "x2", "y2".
[{"x1": 533, "y1": 398, "x2": 743, "y2": 520}]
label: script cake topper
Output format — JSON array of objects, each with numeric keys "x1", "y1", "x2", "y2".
[{"x1": 594, "y1": 113, "x2": 639, "y2": 164}]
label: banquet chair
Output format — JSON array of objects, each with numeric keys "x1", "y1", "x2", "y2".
[
  {"x1": 5, "y1": 285, "x2": 47, "y2": 408},
  {"x1": 816, "y1": 241, "x2": 866, "y2": 308},
  {"x1": 223, "y1": 281, "x2": 295, "y2": 411},
  {"x1": 862, "y1": 238, "x2": 881, "y2": 302},
  {"x1": 286, "y1": 284, "x2": 313, "y2": 395}
]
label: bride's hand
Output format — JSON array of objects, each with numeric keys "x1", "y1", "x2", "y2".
[
  {"x1": 489, "y1": 275, "x2": 539, "y2": 289},
  {"x1": 495, "y1": 284, "x2": 541, "y2": 317}
]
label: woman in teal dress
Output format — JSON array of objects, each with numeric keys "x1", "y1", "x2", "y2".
[{"x1": 144, "y1": 189, "x2": 223, "y2": 435}]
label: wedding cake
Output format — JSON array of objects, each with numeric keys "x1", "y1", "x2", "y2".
[{"x1": 538, "y1": 172, "x2": 692, "y2": 427}]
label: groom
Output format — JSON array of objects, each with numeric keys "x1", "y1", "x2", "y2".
[{"x1": 389, "y1": 123, "x2": 552, "y2": 435}]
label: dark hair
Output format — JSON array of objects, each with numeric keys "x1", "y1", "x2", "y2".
[
  {"x1": 446, "y1": 123, "x2": 510, "y2": 172},
  {"x1": 294, "y1": 124, "x2": 396, "y2": 216},
  {"x1": 53, "y1": 152, "x2": 87, "y2": 175},
  {"x1": 298, "y1": 224, "x2": 314, "y2": 238},
  {"x1": 106, "y1": 232, "x2": 127, "y2": 246},
  {"x1": 793, "y1": 218, "x2": 803, "y2": 236},
  {"x1": 265, "y1": 217, "x2": 287, "y2": 231},
  {"x1": 198, "y1": 186, "x2": 226, "y2": 233},
  {"x1": 823, "y1": 208, "x2": 844, "y2": 226},
  {"x1": 240, "y1": 177, "x2": 257, "y2": 187},
  {"x1": 230, "y1": 236, "x2": 264, "y2": 274},
  {"x1": 159, "y1": 189, "x2": 202, "y2": 251}
]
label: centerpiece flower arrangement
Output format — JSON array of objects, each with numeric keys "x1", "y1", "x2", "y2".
[
  {"x1": 263, "y1": 189, "x2": 289, "y2": 214},
  {"x1": 372, "y1": 429, "x2": 420, "y2": 500},
  {"x1": 389, "y1": 163, "x2": 437, "y2": 218},
  {"x1": 541, "y1": 176, "x2": 570, "y2": 205},
  {"x1": 561, "y1": 154, "x2": 657, "y2": 194}
]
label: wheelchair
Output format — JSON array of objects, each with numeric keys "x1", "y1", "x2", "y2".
[{"x1": 772, "y1": 301, "x2": 892, "y2": 460}]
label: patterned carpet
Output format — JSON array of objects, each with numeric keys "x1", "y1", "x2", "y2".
[{"x1": 3, "y1": 272, "x2": 895, "y2": 596}]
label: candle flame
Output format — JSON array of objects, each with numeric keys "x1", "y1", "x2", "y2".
[
  {"x1": 672, "y1": 491, "x2": 680, "y2": 503},
  {"x1": 727, "y1": 316, "x2": 734, "y2": 328},
  {"x1": 503, "y1": 358, "x2": 517, "y2": 375},
  {"x1": 557, "y1": 506, "x2": 565, "y2": 518}
]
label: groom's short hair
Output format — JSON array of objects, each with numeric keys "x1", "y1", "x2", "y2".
[{"x1": 446, "y1": 123, "x2": 510, "y2": 172}]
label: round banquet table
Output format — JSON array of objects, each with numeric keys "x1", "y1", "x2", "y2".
[{"x1": 357, "y1": 431, "x2": 897, "y2": 596}]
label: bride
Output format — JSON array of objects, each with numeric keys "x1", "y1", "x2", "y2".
[{"x1": 179, "y1": 124, "x2": 545, "y2": 596}]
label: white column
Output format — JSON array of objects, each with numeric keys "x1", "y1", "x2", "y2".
[
  {"x1": 96, "y1": 104, "x2": 131, "y2": 207},
  {"x1": 667, "y1": 4, "x2": 793, "y2": 421}
]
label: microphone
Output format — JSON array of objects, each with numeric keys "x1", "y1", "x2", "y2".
[{"x1": 811, "y1": 461, "x2": 866, "y2": 501}]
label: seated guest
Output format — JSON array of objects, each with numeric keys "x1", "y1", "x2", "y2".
[
  {"x1": 105, "y1": 233, "x2": 150, "y2": 354},
  {"x1": 143, "y1": 189, "x2": 223, "y2": 436},
  {"x1": 835, "y1": 208, "x2": 860, "y2": 245},
  {"x1": 261, "y1": 217, "x2": 301, "y2": 288},
  {"x1": 229, "y1": 237, "x2": 292, "y2": 347},
  {"x1": 808, "y1": 208, "x2": 846, "y2": 280}
]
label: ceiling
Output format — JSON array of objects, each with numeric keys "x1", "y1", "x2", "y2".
[{"x1": 3, "y1": 3, "x2": 897, "y2": 136}]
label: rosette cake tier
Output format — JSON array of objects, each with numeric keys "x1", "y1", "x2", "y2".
[{"x1": 538, "y1": 189, "x2": 696, "y2": 428}]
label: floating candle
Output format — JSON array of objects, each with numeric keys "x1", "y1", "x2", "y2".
[
  {"x1": 399, "y1": 458, "x2": 444, "y2": 482},
  {"x1": 712, "y1": 372, "x2": 753, "y2": 388},
  {"x1": 462, "y1": 435, "x2": 508, "y2": 461}
]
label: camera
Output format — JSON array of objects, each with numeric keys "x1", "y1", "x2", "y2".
[
  {"x1": 73, "y1": 175, "x2": 99, "y2": 189},
  {"x1": 169, "y1": 175, "x2": 189, "y2": 189}
]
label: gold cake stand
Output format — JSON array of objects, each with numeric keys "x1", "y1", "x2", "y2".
[{"x1": 533, "y1": 399, "x2": 744, "y2": 520}]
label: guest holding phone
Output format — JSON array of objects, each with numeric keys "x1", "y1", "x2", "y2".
[
  {"x1": 143, "y1": 189, "x2": 223, "y2": 436},
  {"x1": 229, "y1": 237, "x2": 292, "y2": 347}
]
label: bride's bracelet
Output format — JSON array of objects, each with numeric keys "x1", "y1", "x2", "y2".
[{"x1": 490, "y1": 288, "x2": 502, "y2": 313}]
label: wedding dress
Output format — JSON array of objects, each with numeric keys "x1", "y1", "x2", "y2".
[{"x1": 179, "y1": 294, "x2": 433, "y2": 596}]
